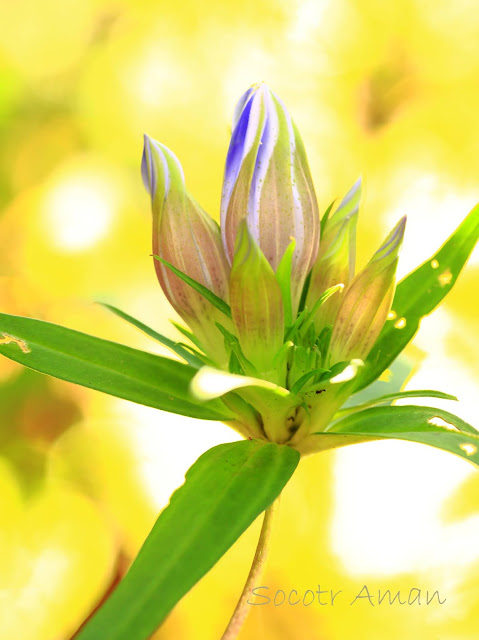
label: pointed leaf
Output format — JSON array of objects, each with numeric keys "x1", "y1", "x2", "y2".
[
  {"x1": 170, "y1": 321, "x2": 206, "y2": 351},
  {"x1": 0, "y1": 313, "x2": 233, "y2": 421},
  {"x1": 99, "y1": 302, "x2": 204, "y2": 368},
  {"x1": 300, "y1": 405, "x2": 479, "y2": 466},
  {"x1": 335, "y1": 389, "x2": 457, "y2": 418},
  {"x1": 320, "y1": 199, "x2": 336, "y2": 231},
  {"x1": 300, "y1": 283, "x2": 345, "y2": 336},
  {"x1": 75, "y1": 440, "x2": 300, "y2": 640},
  {"x1": 215, "y1": 322, "x2": 256, "y2": 375}
]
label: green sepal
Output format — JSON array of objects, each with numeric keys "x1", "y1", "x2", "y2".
[
  {"x1": 99, "y1": 302, "x2": 204, "y2": 368},
  {"x1": 276, "y1": 238, "x2": 296, "y2": 327},
  {"x1": 229, "y1": 222, "x2": 284, "y2": 379}
]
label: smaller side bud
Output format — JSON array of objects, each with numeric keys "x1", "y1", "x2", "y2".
[
  {"x1": 329, "y1": 216, "x2": 406, "y2": 364},
  {"x1": 229, "y1": 221, "x2": 285, "y2": 383},
  {"x1": 306, "y1": 178, "x2": 361, "y2": 332},
  {"x1": 142, "y1": 134, "x2": 231, "y2": 365}
]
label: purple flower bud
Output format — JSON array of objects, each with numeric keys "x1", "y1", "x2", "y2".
[{"x1": 221, "y1": 83, "x2": 320, "y2": 314}]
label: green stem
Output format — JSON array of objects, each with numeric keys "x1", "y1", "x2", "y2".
[{"x1": 220, "y1": 500, "x2": 278, "y2": 640}]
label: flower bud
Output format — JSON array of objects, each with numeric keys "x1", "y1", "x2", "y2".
[
  {"x1": 221, "y1": 83, "x2": 320, "y2": 314},
  {"x1": 142, "y1": 134, "x2": 231, "y2": 364},
  {"x1": 329, "y1": 216, "x2": 406, "y2": 363},
  {"x1": 229, "y1": 221, "x2": 284, "y2": 383},
  {"x1": 305, "y1": 179, "x2": 361, "y2": 331}
]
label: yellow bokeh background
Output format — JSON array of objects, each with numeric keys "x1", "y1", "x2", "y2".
[{"x1": 1, "y1": 1, "x2": 479, "y2": 638}]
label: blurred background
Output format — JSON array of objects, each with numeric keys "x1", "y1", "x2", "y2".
[{"x1": 1, "y1": 0, "x2": 479, "y2": 638}]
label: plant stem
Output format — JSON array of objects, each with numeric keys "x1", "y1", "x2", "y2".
[{"x1": 220, "y1": 499, "x2": 278, "y2": 640}]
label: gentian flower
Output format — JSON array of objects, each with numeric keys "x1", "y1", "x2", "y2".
[{"x1": 142, "y1": 82, "x2": 407, "y2": 446}]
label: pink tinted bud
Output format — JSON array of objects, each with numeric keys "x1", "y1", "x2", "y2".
[
  {"x1": 306, "y1": 179, "x2": 361, "y2": 331},
  {"x1": 329, "y1": 216, "x2": 406, "y2": 364},
  {"x1": 142, "y1": 134, "x2": 231, "y2": 364}
]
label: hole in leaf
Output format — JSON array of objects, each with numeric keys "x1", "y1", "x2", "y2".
[
  {"x1": 460, "y1": 443, "x2": 477, "y2": 456},
  {"x1": 438, "y1": 269, "x2": 453, "y2": 287},
  {"x1": 428, "y1": 416, "x2": 458, "y2": 431},
  {"x1": 394, "y1": 317, "x2": 407, "y2": 329},
  {"x1": 0, "y1": 334, "x2": 31, "y2": 354},
  {"x1": 387, "y1": 310, "x2": 397, "y2": 320},
  {"x1": 431, "y1": 259, "x2": 439, "y2": 269}
]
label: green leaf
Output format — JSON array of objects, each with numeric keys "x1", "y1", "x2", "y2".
[
  {"x1": 276, "y1": 238, "x2": 295, "y2": 327},
  {"x1": 170, "y1": 321, "x2": 208, "y2": 352},
  {"x1": 215, "y1": 322, "x2": 256, "y2": 375},
  {"x1": 170, "y1": 322, "x2": 217, "y2": 366},
  {"x1": 355, "y1": 202, "x2": 479, "y2": 391},
  {"x1": 334, "y1": 389, "x2": 457, "y2": 418},
  {"x1": 99, "y1": 302, "x2": 204, "y2": 368},
  {"x1": 176, "y1": 342, "x2": 215, "y2": 366},
  {"x1": 297, "y1": 269, "x2": 312, "y2": 314},
  {"x1": 154, "y1": 255, "x2": 232, "y2": 318},
  {"x1": 320, "y1": 199, "x2": 336, "y2": 232},
  {"x1": 304, "y1": 405, "x2": 479, "y2": 467},
  {"x1": 0, "y1": 313, "x2": 233, "y2": 421},
  {"x1": 75, "y1": 440, "x2": 300, "y2": 640},
  {"x1": 299, "y1": 283, "x2": 344, "y2": 336},
  {"x1": 284, "y1": 307, "x2": 308, "y2": 342},
  {"x1": 284, "y1": 285, "x2": 342, "y2": 345}
]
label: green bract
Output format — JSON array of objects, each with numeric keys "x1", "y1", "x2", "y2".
[{"x1": 0, "y1": 82, "x2": 478, "y2": 640}]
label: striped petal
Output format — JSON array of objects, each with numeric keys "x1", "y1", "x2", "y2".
[{"x1": 221, "y1": 83, "x2": 320, "y2": 316}]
